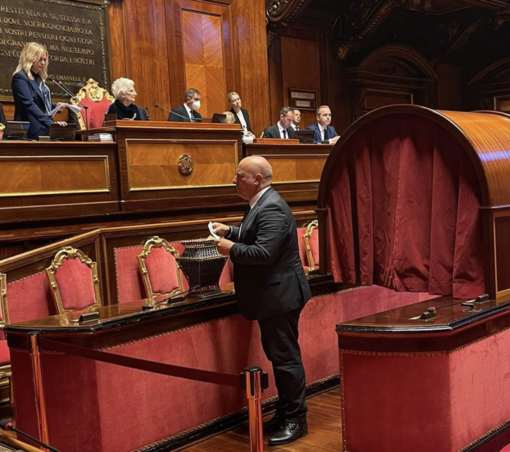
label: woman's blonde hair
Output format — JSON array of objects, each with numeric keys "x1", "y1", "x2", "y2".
[{"x1": 14, "y1": 42, "x2": 49, "y2": 81}]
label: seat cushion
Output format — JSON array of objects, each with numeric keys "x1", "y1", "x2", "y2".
[{"x1": 0, "y1": 340, "x2": 10, "y2": 366}]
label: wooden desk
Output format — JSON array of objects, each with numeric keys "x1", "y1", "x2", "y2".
[
  {"x1": 93, "y1": 120, "x2": 245, "y2": 212},
  {"x1": 245, "y1": 142, "x2": 332, "y2": 202},
  {"x1": 0, "y1": 140, "x2": 118, "y2": 223},
  {"x1": 337, "y1": 295, "x2": 510, "y2": 452}
]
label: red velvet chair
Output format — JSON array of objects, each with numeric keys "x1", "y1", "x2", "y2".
[
  {"x1": 0, "y1": 274, "x2": 12, "y2": 407},
  {"x1": 70, "y1": 78, "x2": 114, "y2": 130},
  {"x1": 45, "y1": 246, "x2": 102, "y2": 314},
  {"x1": 297, "y1": 227, "x2": 309, "y2": 273},
  {"x1": 138, "y1": 236, "x2": 184, "y2": 302},
  {"x1": 0, "y1": 270, "x2": 56, "y2": 415}
]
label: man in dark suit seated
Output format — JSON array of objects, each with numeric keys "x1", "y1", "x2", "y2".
[
  {"x1": 305, "y1": 105, "x2": 340, "y2": 144},
  {"x1": 291, "y1": 109, "x2": 301, "y2": 131},
  {"x1": 212, "y1": 155, "x2": 311, "y2": 446},
  {"x1": 262, "y1": 106, "x2": 296, "y2": 139},
  {"x1": 168, "y1": 88, "x2": 202, "y2": 122}
]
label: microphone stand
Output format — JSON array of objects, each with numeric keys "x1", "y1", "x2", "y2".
[
  {"x1": 154, "y1": 104, "x2": 200, "y2": 122},
  {"x1": 49, "y1": 79, "x2": 89, "y2": 130}
]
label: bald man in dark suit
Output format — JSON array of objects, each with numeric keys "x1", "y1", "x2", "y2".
[{"x1": 213, "y1": 156, "x2": 310, "y2": 446}]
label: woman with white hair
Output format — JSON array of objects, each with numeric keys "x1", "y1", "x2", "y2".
[
  {"x1": 11, "y1": 42, "x2": 67, "y2": 140},
  {"x1": 106, "y1": 78, "x2": 147, "y2": 120}
]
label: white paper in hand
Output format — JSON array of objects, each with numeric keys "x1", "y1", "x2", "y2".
[{"x1": 208, "y1": 222, "x2": 220, "y2": 239}]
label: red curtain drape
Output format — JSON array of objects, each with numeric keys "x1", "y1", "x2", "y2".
[{"x1": 326, "y1": 114, "x2": 485, "y2": 298}]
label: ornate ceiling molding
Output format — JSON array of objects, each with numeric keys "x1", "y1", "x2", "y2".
[
  {"x1": 346, "y1": 0, "x2": 407, "y2": 40},
  {"x1": 358, "y1": 44, "x2": 439, "y2": 79},
  {"x1": 448, "y1": 16, "x2": 502, "y2": 51},
  {"x1": 266, "y1": 0, "x2": 315, "y2": 26}
]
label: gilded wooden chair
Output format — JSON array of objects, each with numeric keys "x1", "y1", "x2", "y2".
[
  {"x1": 70, "y1": 78, "x2": 115, "y2": 130},
  {"x1": 138, "y1": 236, "x2": 184, "y2": 303},
  {"x1": 303, "y1": 220, "x2": 319, "y2": 273},
  {"x1": 46, "y1": 247, "x2": 102, "y2": 314}
]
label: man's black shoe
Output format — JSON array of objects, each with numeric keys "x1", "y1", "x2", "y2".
[
  {"x1": 263, "y1": 414, "x2": 285, "y2": 432},
  {"x1": 268, "y1": 422, "x2": 308, "y2": 446}
]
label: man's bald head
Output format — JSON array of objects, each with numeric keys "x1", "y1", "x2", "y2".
[
  {"x1": 234, "y1": 156, "x2": 273, "y2": 201},
  {"x1": 241, "y1": 156, "x2": 272, "y2": 182}
]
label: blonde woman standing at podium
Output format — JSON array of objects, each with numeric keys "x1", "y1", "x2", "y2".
[{"x1": 11, "y1": 42, "x2": 66, "y2": 140}]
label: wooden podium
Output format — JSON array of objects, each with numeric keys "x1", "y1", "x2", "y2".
[{"x1": 89, "y1": 120, "x2": 245, "y2": 212}]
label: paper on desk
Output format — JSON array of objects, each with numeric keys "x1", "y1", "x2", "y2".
[{"x1": 208, "y1": 222, "x2": 220, "y2": 239}]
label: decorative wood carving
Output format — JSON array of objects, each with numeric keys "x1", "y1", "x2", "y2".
[
  {"x1": 468, "y1": 57, "x2": 510, "y2": 110},
  {"x1": 265, "y1": 0, "x2": 315, "y2": 26},
  {"x1": 342, "y1": 0, "x2": 406, "y2": 41},
  {"x1": 345, "y1": 45, "x2": 438, "y2": 119}
]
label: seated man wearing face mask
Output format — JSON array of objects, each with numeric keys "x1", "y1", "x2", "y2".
[{"x1": 168, "y1": 88, "x2": 202, "y2": 122}]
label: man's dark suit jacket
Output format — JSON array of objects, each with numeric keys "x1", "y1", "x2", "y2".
[
  {"x1": 305, "y1": 122, "x2": 338, "y2": 144},
  {"x1": 230, "y1": 107, "x2": 252, "y2": 132},
  {"x1": 262, "y1": 124, "x2": 296, "y2": 139},
  {"x1": 0, "y1": 102, "x2": 6, "y2": 126},
  {"x1": 12, "y1": 70, "x2": 54, "y2": 140},
  {"x1": 167, "y1": 104, "x2": 202, "y2": 122},
  {"x1": 229, "y1": 187, "x2": 311, "y2": 320}
]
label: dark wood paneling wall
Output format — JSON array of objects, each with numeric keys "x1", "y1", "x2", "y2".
[
  {"x1": 108, "y1": 0, "x2": 270, "y2": 133},
  {"x1": 281, "y1": 37, "x2": 321, "y2": 128},
  {"x1": 267, "y1": 29, "x2": 347, "y2": 134}
]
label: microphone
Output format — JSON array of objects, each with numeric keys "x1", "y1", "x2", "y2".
[
  {"x1": 141, "y1": 285, "x2": 200, "y2": 311},
  {"x1": 154, "y1": 104, "x2": 200, "y2": 122},
  {"x1": 0, "y1": 419, "x2": 62, "y2": 452},
  {"x1": 145, "y1": 106, "x2": 150, "y2": 121},
  {"x1": 154, "y1": 103, "x2": 170, "y2": 112},
  {"x1": 49, "y1": 78, "x2": 89, "y2": 129},
  {"x1": 48, "y1": 78, "x2": 80, "y2": 103}
]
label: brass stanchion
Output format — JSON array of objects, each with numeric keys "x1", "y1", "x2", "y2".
[
  {"x1": 242, "y1": 366, "x2": 266, "y2": 452},
  {"x1": 29, "y1": 333, "x2": 50, "y2": 451}
]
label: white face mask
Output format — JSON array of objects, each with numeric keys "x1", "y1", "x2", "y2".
[{"x1": 192, "y1": 100, "x2": 201, "y2": 110}]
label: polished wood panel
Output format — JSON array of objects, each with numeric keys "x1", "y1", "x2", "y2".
[
  {"x1": 184, "y1": 388, "x2": 342, "y2": 452},
  {"x1": 170, "y1": 0, "x2": 233, "y2": 119},
  {"x1": 108, "y1": 120, "x2": 244, "y2": 211},
  {"x1": 245, "y1": 143, "x2": 332, "y2": 200},
  {"x1": 0, "y1": 156, "x2": 109, "y2": 195},
  {"x1": 125, "y1": 140, "x2": 238, "y2": 189},
  {"x1": 0, "y1": 141, "x2": 118, "y2": 223},
  {"x1": 107, "y1": 0, "x2": 127, "y2": 85},
  {"x1": 269, "y1": 157, "x2": 326, "y2": 183},
  {"x1": 439, "y1": 110, "x2": 510, "y2": 207},
  {"x1": 108, "y1": 0, "x2": 171, "y2": 121},
  {"x1": 230, "y1": 0, "x2": 271, "y2": 137},
  {"x1": 281, "y1": 36, "x2": 321, "y2": 128},
  {"x1": 494, "y1": 212, "x2": 510, "y2": 295},
  {"x1": 182, "y1": 10, "x2": 226, "y2": 118}
]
